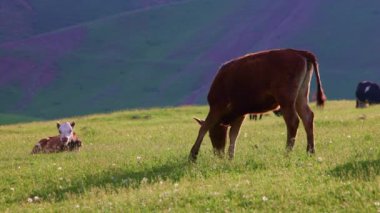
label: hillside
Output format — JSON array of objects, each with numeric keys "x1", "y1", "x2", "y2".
[
  {"x1": 0, "y1": 101, "x2": 379, "y2": 211},
  {"x1": 0, "y1": 0, "x2": 183, "y2": 43},
  {"x1": 1, "y1": 0, "x2": 380, "y2": 122}
]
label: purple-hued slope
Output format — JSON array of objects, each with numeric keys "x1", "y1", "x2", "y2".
[
  {"x1": 0, "y1": 27, "x2": 87, "y2": 109},
  {"x1": 166, "y1": 0, "x2": 319, "y2": 105},
  {"x1": 0, "y1": 0, "x2": 379, "y2": 121}
]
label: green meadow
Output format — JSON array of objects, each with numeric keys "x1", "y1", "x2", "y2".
[{"x1": 0, "y1": 100, "x2": 379, "y2": 212}]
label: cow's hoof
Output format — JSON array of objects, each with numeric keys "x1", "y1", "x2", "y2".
[
  {"x1": 307, "y1": 149, "x2": 315, "y2": 155},
  {"x1": 285, "y1": 146, "x2": 293, "y2": 153},
  {"x1": 188, "y1": 153, "x2": 197, "y2": 163}
]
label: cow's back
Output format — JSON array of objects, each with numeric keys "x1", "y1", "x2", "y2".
[{"x1": 208, "y1": 49, "x2": 308, "y2": 114}]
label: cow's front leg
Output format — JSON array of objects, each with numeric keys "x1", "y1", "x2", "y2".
[{"x1": 228, "y1": 115, "x2": 245, "y2": 159}]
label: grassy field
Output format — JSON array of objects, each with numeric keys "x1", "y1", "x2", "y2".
[{"x1": 0, "y1": 100, "x2": 379, "y2": 212}]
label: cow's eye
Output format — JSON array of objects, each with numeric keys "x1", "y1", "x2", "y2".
[{"x1": 68, "y1": 130, "x2": 72, "y2": 133}]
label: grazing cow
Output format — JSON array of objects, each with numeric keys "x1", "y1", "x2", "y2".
[
  {"x1": 355, "y1": 81, "x2": 380, "y2": 108},
  {"x1": 189, "y1": 49, "x2": 326, "y2": 161},
  {"x1": 31, "y1": 122, "x2": 82, "y2": 154}
]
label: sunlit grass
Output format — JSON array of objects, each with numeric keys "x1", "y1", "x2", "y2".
[{"x1": 0, "y1": 101, "x2": 379, "y2": 212}]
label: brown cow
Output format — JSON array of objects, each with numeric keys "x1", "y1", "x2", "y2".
[
  {"x1": 189, "y1": 49, "x2": 326, "y2": 161},
  {"x1": 31, "y1": 121, "x2": 82, "y2": 154}
]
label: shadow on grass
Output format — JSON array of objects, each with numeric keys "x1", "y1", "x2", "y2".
[
  {"x1": 26, "y1": 155, "x2": 264, "y2": 202},
  {"x1": 29, "y1": 156, "x2": 188, "y2": 202},
  {"x1": 328, "y1": 159, "x2": 380, "y2": 181}
]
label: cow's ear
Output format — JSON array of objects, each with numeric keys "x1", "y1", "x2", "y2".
[
  {"x1": 56, "y1": 122, "x2": 60, "y2": 129},
  {"x1": 193, "y1": 117, "x2": 205, "y2": 126},
  {"x1": 70, "y1": 121, "x2": 75, "y2": 128}
]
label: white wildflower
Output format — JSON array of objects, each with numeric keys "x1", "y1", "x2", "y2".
[
  {"x1": 141, "y1": 177, "x2": 148, "y2": 184},
  {"x1": 212, "y1": 192, "x2": 220, "y2": 196},
  {"x1": 262, "y1": 196, "x2": 268, "y2": 202},
  {"x1": 10, "y1": 187, "x2": 15, "y2": 191},
  {"x1": 122, "y1": 179, "x2": 129, "y2": 185},
  {"x1": 27, "y1": 198, "x2": 33, "y2": 203},
  {"x1": 375, "y1": 201, "x2": 380, "y2": 206},
  {"x1": 33, "y1": 196, "x2": 40, "y2": 202},
  {"x1": 317, "y1": 157, "x2": 323, "y2": 162},
  {"x1": 57, "y1": 167, "x2": 62, "y2": 170}
]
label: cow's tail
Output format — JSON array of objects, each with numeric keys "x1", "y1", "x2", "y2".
[{"x1": 294, "y1": 49, "x2": 327, "y2": 107}]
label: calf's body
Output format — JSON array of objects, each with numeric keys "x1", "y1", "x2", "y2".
[
  {"x1": 189, "y1": 49, "x2": 326, "y2": 161},
  {"x1": 31, "y1": 122, "x2": 82, "y2": 154},
  {"x1": 31, "y1": 134, "x2": 81, "y2": 154}
]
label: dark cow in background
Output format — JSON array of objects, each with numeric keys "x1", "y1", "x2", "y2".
[
  {"x1": 31, "y1": 122, "x2": 82, "y2": 154},
  {"x1": 355, "y1": 81, "x2": 380, "y2": 108},
  {"x1": 189, "y1": 49, "x2": 326, "y2": 161},
  {"x1": 249, "y1": 108, "x2": 283, "y2": 120},
  {"x1": 249, "y1": 113, "x2": 263, "y2": 120}
]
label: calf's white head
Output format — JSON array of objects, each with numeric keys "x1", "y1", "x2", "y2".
[{"x1": 56, "y1": 121, "x2": 75, "y2": 145}]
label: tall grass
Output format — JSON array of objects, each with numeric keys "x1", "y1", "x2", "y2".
[{"x1": 0, "y1": 101, "x2": 379, "y2": 212}]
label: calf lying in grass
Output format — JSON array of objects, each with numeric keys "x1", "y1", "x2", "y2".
[{"x1": 31, "y1": 122, "x2": 82, "y2": 154}]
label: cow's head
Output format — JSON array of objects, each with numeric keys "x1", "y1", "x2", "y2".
[
  {"x1": 356, "y1": 100, "x2": 368, "y2": 108},
  {"x1": 193, "y1": 118, "x2": 227, "y2": 155},
  {"x1": 56, "y1": 121, "x2": 75, "y2": 145}
]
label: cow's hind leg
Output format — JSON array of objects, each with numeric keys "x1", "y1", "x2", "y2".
[
  {"x1": 296, "y1": 103, "x2": 314, "y2": 153},
  {"x1": 296, "y1": 70, "x2": 315, "y2": 154},
  {"x1": 189, "y1": 111, "x2": 221, "y2": 162},
  {"x1": 277, "y1": 59, "x2": 309, "y2": 152},
  {"x1": 282, "y1": 106, "x2": 300, "y2": 152},
  {"x1": 228, "y1": 115, "x2": 245, "y2": 159}
]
